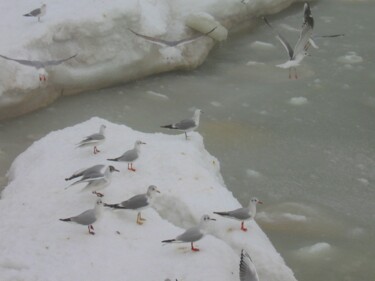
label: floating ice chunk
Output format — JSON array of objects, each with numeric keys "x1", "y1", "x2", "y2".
[
  {"x1": 346, "y1": 227, "x2": 366, "y2": 239},
  {"x1": 357, "y1": 178, "x2": 369, "y2": 185},
  {"x1": 337, "y1": 51, "x2": 363, "y2": 64},
  {"x1": 250, "y1": 41, "x2": 276, "y2": 50},
  {"x1": 185, "y1": 12, "x2": 228, "y2": 42},
  {"x1": 210, "y1": 101, "x2": 222, "y2": 107},
  {"x1": 281, "y1": 213, "x2": 307, "y2": 222},
  {"x1": 296, "y1": 242, "x2": 332, "y2": 256},
  {"x1": 289, "y1": 97, "x2": 308, "y2": 106},
  {"x1": 246, "y1": 169, "x2": 261, "y2": 178},
  {"x1": 146, "y1": 90, "x2": 169, "y2": 100},
  {"x1": 246, "y1": 61, "x2": 266, "y2": 66}
]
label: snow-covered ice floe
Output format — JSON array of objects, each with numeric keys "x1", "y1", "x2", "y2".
[
  {"x1": 0, "y1": 117, "x2": 297, "y2": 281},
  {"x1": 0, "y1": 0, "x2": 301, "y2": 120}
]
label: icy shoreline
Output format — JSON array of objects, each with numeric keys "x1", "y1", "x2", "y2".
[
  {"x1": 0, "y1": 117, "x2": 297, "y2": 281},
  {"x1": 0, "y1": 0, "x2": 301, "y2": 120}
]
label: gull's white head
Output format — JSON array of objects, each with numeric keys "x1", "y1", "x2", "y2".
[
  {"x1": 38, "y1": 68, "x2": 48, "y2": 82},
  {"x1": 147, "y1": 185, "x2": 161, "y2": 197},
  {"x1": 134, "y1": 140, "x2": 146, "y2": 150},
  {"x1": 200, "y1": 214, "x2": 216, "y2": 226}
]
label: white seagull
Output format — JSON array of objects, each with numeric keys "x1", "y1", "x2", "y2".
[
  {"x1": 23, "y1": 3, "x2": 46, "y2": 22},
  {"x1": 104, "y1": 185, "x2": 161, "y2": 225},
  {"x1": 239, "y1": 249, "x2": 260, "y2": 281},
  {"x1": 65, "y1": 164, "x2": 119, "y2": 197},
  {"x1": 76, "y1": 124, "x2": 106, "y2": 154},
  {"x1": 128, "y1": 27, "x2": 217, "y2": 48},
  {"x1": 162, "y1": 214, "x2": 216, "y2": 252},
  {"x1": 107, "y1": 140, "x2": 146, "y2": 172},
  {"x1": 213, "y1": 197, "x2": 263, "y2": 232},
  {"x1": 0, "y1": 53, "x2": 77, "y2": 82},
  {"x1": 59, "y1": 199, "x2": 103, "y2": 235},
  {"x1": 263, "y1": 3, "x2": 314, "y2": 79},
  {"x1": 161, "y1": 109, "x2": 203, "y2": 140}
]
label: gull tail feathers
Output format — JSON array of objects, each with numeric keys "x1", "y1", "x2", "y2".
[{"x1": 59, "y1": 218, "x2": 71, "y2": 222}]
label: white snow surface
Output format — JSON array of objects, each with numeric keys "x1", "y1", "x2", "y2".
[
  {"x1": 0, "y1": 117, "x2": 297, "y2": 281},
  {"x1": 0, "y1": 0, "x2": 301, "y2": 119}
]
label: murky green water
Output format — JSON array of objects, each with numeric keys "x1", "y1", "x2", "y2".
[{"x1": 0, "y1": 0, "x2": 374, "y2": 280}]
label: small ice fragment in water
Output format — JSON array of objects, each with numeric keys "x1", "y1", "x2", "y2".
[
  {"x1": 289, "y1": 97, "x2": 308, "y2": 106},
  {"x1": 250, "y1": 41, "x2": 275, "y2": 50},
  {"x1": 337, "y1": 51, "x2": 363, "y2": 64},
  {"x1": 210, "y1": 101, "x2": 222, "y2": 107},
  {"x1": 146, "y1": 90, "x2": 169, "y2": 100},
  {"x1": 246, "y1": 169, "x2": 261, "y2": 178},
  {"x1": 246, "y1": 61, "x2": 265, "y2": 66}
]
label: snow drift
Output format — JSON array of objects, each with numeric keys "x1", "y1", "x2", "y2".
[
  {"x1": 0, "y1": 0, "x2": 302, "y2": 120},
  {"x1": 0, "y1": 117, "x2": 297, "y2": 281}
]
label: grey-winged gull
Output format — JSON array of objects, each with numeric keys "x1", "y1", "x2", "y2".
[
  {"x1": 23, "y1": 3, "x2": 46, "y2": 22},
  {"x1": 239, "y1": 249, "x2": 260, "y2": 281},
  {"x1": 76, "y1": 124, "x2": 106, "y2": 154},
  {"x1": 107, "y1": 140, "x2": 146, "y2": 172}
]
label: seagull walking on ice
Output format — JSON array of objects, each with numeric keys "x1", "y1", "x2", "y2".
[
  {"x1": 263, "y1": 3, "x2": 314, "y2": 79},
  {"x1": 0, "y1": 53, "x2": 77, "y2": 82},
  {"x1": 239, "y1": 249, "x2": 260, "y2": 281},
  {"x1": 65, "y1": 164, "x2": 119, "y2": 197},
  {"x1": 23, "y1": 3, "x2": 46, "y2": 22},
  {"x1": 162, "y1": 214, "x2": 216, "y2": 252},
  {"x1": 76, "y1": 124, "x2": 106, "y2": 154},
  {"x1": 128, "y1": 27, "x2": 217, "y2": 48},
  {"x1": 59, "y1": 199, "x2": 103, "y2": 235},
  {"x1": 213, "y1": 197, "x2": 263, "y2": 232},
  {"x1": 107, "y1": 140, "x2": 146, "y2": 172},
  {"x1": 104, "y1": 185, "x2": 161, "y2": 225},
  {"x1": 161, "y1": 109, "x2": 203, "y2": 140}
]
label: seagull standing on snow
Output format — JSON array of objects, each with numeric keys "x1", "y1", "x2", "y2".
[
  {"x1": 65, "y1": 164, "x2": 119, "y2": 197},
  {"x1": 107, "y1": 140, "x2": 146, "y2": 172},
  {"x1": 76, "y1": 124, "x2": 106, "y2": 154},
  {"x1": 213, "y1": 197, "x2": 263, "y2": 232},
  {"x1": 162, "y1": 214, "x2": 216, "y2": 252},
  {"x1": 0, "y1": 53, "x2": 77, "y2": 82},
  {"x1": 263, "y1": 3, "x2": 314, "y2": 79},
  {"x1": 239, "y1": 249, "x2": 260, "y2": 281},
  {"x1": 128, "y1": 27, "x2": 217, "y2": 48},
  {"x1": 23, "y1": 3, "x2": 46, "y2": 22},
  {"x1": 104, "y1": 185, "x2": 161, "y2": 225},
  {"x1": 59, "y1": 199, "x2": 103, "y2": 235},
  {"x1": 161, "y1": 109, "x2": 203, "y2": 140}
]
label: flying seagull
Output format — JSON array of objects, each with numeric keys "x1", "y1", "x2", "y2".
[
  {"x1": 65, "y1": 165, "x2": 119, "y2": 197},
  {"x1": 23, "y1": 3, "x2": 46, "y2": 22},
  {"x1": 162, "y1": 214, "x2": 215, "y2": 252},
  {"x1": 0, "y1": 53, "x2": 77, "y2": 81},
  {"x1": 161, "y1": 109, "x2": 203, "y2": 140},
  {"x1": 104, "y1": 185, "x2": 161, "y2": 225},
  {"x1": 263, "y1": 3, "x2": 314, "y2": 79},
  {"x1": 107, "y1": 140, "x2": 146, "y2": 172},
  {"x1": 213, "y1": 197, "x2": 263, "y2": 232},
  {"x1": 239, "y1": 249, "x2": 260, "y2": 281},
  {"x1": 128, "y1": 27, "x2": 217, "y2": 47},
  {"x1": 76, "y1": 124, "x2": 106, "y2": 154},
  {"x1": 59, "y1": 199, "x2": 103, "y2": 235}
]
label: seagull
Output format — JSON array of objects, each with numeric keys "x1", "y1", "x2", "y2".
[
  {"x1": 161, "y1": 109, "x2": 203, "y2": 140},
  {"x1": 128, "y1": 27, "x2": 217, "y2": 48},
  {"x1": 59, "y1": 199, "x2": 103, "y2": 235},
  {"x1": 23, "y1": 3, "x2": 46, "y2": 22},
  {"x1": 107, "y1": 140, "x2": 146, "y2": 172},
  {"x1": 239, "y1": 249, "x2": 260, "y2": 281},
  {"x1": 213, "y1": 197, "x2": 263, "y2": 232},
  {"x1": 104, "y1": 185, "x2": 161, "y2": 225},
  {"x1": 76, "y1": 124, "x2": 106, "y2": 154},
  {"x1": 0, "y1": 53, "x2": 77, "y2": 82},
  {"x1": 263, "y1": 3, "x2": 314, "y2": 79},
  {"x1": 162, "y1": 214, "x2": 216, "y2": 252},
  {"x1": 65, "y1": 165, "x2": 119, "y2": 197}
]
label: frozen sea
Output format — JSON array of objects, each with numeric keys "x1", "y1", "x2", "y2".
[{"x1": 0, "y1": 0, "x2": 374, "y2": 280}]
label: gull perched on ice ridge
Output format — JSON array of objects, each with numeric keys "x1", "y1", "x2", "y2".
[
  {"x1": 162, "y1": 214, "x2": 216, "y2": 252},
  {"x1": 0, "y1": 53, "x2": 77, "y2": 82},
  {"x1": 128, "y1": 27, "x2": 217, "y2": 48},
  {"x1": 59, "y1": 199, "x2": 103, "y2": 235},
  {"x1": 65, "y1": 164, "x2": 119, "y2": 197},
  {"x1": 213, "y1": 197, "x2": 262, "y2": 232},
  {"x1": 76, "y1": 124, "x2": 106, "y2": 154},
  {"x1": 104, "y1": 185, "x2": 161, "y2": 225},
  {"x1": 263, "y1": 3, "x2": 313, "y2": 79},
  {"x1": 161, "y1": 109, "x2": 203, "y2": 140},
  {"x1": 107, "y1": 140, "x2": 146, "y2": 172},
  {"x1": 239, "y1": 249, "x2": 260, "y2": 281},
  {"x1": 23, "y1": 3, "x2": 46, "y2": 22}
]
